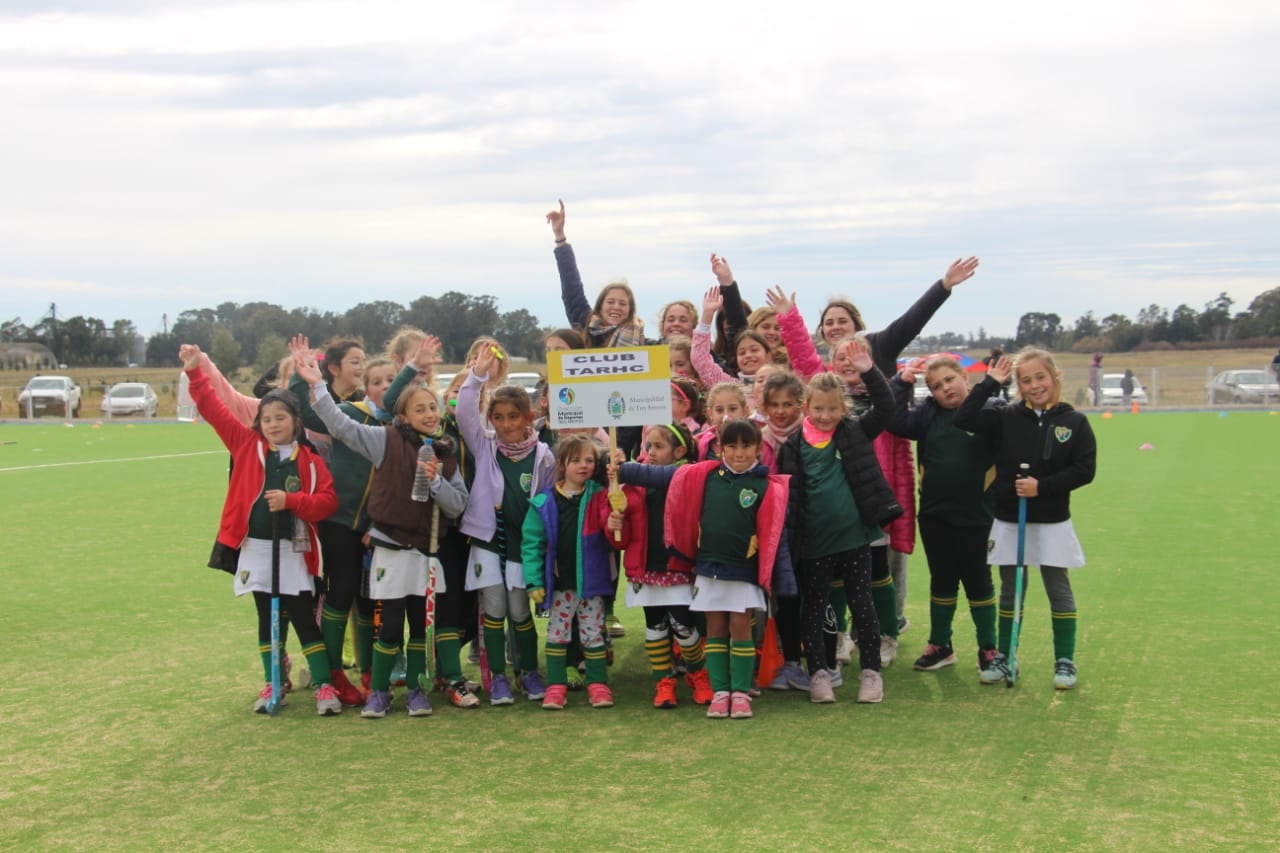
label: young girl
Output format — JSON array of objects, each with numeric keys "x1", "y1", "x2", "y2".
[
  {"x1": 888, "y1": 357, "x2": 1000, "y2": 675},
  {"x1": 295, "y1": 347, "x2": 469, "y2": 717},
  {"x1": 667, "y1": 336, "x2": 701, "y2": 389},
  {"x1": 954, "y1": 348, "x2": 1096, "y2": 690},
  {"x1": 610, "y1": 423, "x2": 713, "y2": 708},
  {"x1": 180, "y1": 344, "x2": 343, "y2": 716},
  {"x1": 749, "y1": 364, "x2": 785, "y2": 423},
  {"x1": 665, "y1": 419, "x2": 791, "y2": 719},
  {"x1": 658, "y1": 300, "x2": 698, "y2": 343},
  {"x1": 692, "y1": 286, "x2": 773, "y2": 386},
  {"x1": 777, "y1": 343, "x2": 903, "y2": 705},
  {"x1": 670, "y1": 375, "x2": 704, "y2": 436},
  {"x1": 458, "y1": 345, "x2": 557, "y2": 705},
  {"x1": 695, "y1": 382, "x2": 749, "y2": 461},
  {"x1": 747, "y1": 306, "x2": 789, "y2": 366},
  {"x1": 522, "y1": 436, "x2": 620, "y2": 709}
]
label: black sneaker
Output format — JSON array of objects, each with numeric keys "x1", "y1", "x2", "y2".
[
  {"x1": 979, "y1": 651, "x2": 1013, "y2": 685},
  {"x1": 913, "y1": 643, "x2": 957, "y2": 671}
]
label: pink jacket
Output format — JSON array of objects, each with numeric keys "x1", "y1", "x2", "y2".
[{"x1": 875, "y1": 432, "x2": 916, "y2": 553}]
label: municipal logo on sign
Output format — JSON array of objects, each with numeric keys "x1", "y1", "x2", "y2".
[
  {"x1": 607, "y1": 391, "x2": 626, "y2": 419},
  {"x1": 739, "y1": 488, "x2": 759, "y2": 508},
  {"x1": 558, "y1": 387, "x2": 575, "y2": 405},
  {"x1": 1054, "y1": 426, "x2": 1072, "y2": 443}
]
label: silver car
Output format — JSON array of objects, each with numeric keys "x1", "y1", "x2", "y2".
[
  {"x1": 1100, "y1": 373, "x2": 1148, "y2": 406},
  {"x1": 101, "y1": 382, "x2": 159, "y2": 417},
  {"x1": 1206, "y1": 370, "x2": 1279, "y2": 404}
]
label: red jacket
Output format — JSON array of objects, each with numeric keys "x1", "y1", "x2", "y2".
[
  {"x1": 875, "y1": 432, "x2": 917, "y2": 554},
  {"x1": 664, "y1": 460, "x2": 789, "y2": 593},
  {"x1": 615, "y1": 483, "x2": 693, "y2": 587},
  {"x1": 187, "y1": 367, "x2": 338, "y2": 576}
]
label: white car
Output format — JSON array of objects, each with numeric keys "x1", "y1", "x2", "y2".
[
  {"x1": 1206, "y1": 370, "x2": 1279, "y2": 404},
  {"x1": 1100, "y1": 373, "x2": 1148, "y2": 406},
  {"x1": 18, "y1": 375, "x2": 82, "y2": 418},
  {"x1": 101, "y1": 382, "x2": 159, "y2": 417}
]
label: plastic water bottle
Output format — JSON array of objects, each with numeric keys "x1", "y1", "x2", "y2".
[{"x1": 412, "y1": 442, "x2": 435, "y2": 502}]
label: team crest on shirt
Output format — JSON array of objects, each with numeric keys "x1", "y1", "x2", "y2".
[
  {"x1": 239, "y1": 570, "x2": 250, "y2": 584},
  {"x1": 520, "y1": 473, "x2": 533, "y2": 492},
  {"x1": 987, "y1": 539, "x2": 995, "y2": 554},
  {"x1": 739, "y1": 488, "x2": 759, "y2": 508},
  {"x1": 1054, "y1": 426, "x2": 1072, "y2": 444},
  {"x1": 376, "y1": 567, "x2": 386, "y2": 581},
  {"x1": 284, "y1": 475, "x2": 301, "y2": 493},
  {"x1": 474, "y1": 562, "x2": 483, "y2": 577},
  {"x1": 690, "y1": 584, "x2": 699, "y2": 600},
  {"x1": 632, "y1": 582, "x2": 643, "y2": 594}
]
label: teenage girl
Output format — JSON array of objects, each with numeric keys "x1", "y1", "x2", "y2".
[
  {"x1": 665, "y1": 419, "x2": 793, "y2": 719},
  {"x1": 294, "y1": 348, "x2": 469, "y2": 717},
  {"x1": 457, "y1": 344, "x2": 557, "y2": 705},
  {"x1": 776, "y1": 341, "x2": 903, "y2": 705},
  {"x1": 180, "y1": 344, "x2": 342, "y2": 716},
  {"x1": 547, "y1": 199, "x2": 647, "y2": 348},
  {"x1": 889, "y1": 357, "x2": 1000, "y2": 675},
  {"x1": 954, "y1": 348, "x2": 1096, "y2": 690},
  {"x1": 657, "y1": 299, "x2": 697, "y2": 343},
  {"x1": 609, "y1": 422, "x2": 713, "y2": 708},
  {"x1": 522, "y1": 435, "x2": 620, "y2": 710}
]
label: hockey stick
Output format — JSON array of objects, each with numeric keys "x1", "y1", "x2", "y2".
[{"x1": 1007, "y1": 463, "x2": 1029, "y2": 688}]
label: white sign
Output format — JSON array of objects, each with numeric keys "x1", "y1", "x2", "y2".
[{"x1": 547, "y1": 345, "x2": 672, "y2": 429}]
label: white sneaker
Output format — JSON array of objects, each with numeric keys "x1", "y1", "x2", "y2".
[
  {"x1": 857, "y1": 669, "x2": 884, "y2": 704},
  {"x1": 808, "y1": 669, "x2": 835, "y2": 703},
  {"x1": 835, "y1": 633, "x2": 855, "y2": 665},
  {"x1": 829, "y1": 666, "x2": 844, "y2": 688},
  {"x1": 880, "y1": 635, "x2": 899, "y2": 668}
]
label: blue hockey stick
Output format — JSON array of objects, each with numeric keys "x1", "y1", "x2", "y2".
[
  {"x1": 1007, "y1": 463, "x2": 1029, "y2": 688},
  {"x1": 267, "y1": 511, "x2": 283, "y2": 715}
]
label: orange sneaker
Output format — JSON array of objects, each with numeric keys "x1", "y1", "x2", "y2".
[
  {"x1": 685, "y1": 668, "x2": 714, "y2": 705},
  {"x1": 653, "y1": 676, "x2": 678, "y2": 709}
]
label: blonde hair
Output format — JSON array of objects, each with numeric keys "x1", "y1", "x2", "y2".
[
  {"x1": 666, "y1": 335, "x2": 699, "y2": 382},
  {"x1": 806, "y1": 372, "x2": 850, "y2": 412},
  {"x1": 658, "y1": 300, "x2": 697, "y2": 334},
  {"x1": 706, "y1": 381, "x2": 748, "y2": 411},
  {"x1": 385, "y1": 326, "x2": 426, "y2": 367},
  {"x1": 1011, "y1": 346, "x2": 1064, "y2": 407}
]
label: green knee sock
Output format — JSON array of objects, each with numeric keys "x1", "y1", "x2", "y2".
[
  {"x1": 545, "y1": 642, "x2": 569, "y2": 685},
  {"x1": 1052, "y1": 611, "x2": 1077, "y2": 659},
  {"x1": 483, "y1": 615, "x2": 507, "y2": 676},
  {"x1": 730, "y1": 640, "x2": 755, "y2": 693},
  {"x1": 678, "y1": 632, "x2": 706, "y2": 673},
  {"x1": 929, "y1": 596, "x2": 958, "y2": 647},
  {"x1": 320, "y1": 605, "x2": 349, "y2": 671},
  {"x1": 371, "y1": 640, "x2": 398, "y2": 691},
  {"x1": 301, "y1": 642, "x2": 330, "y2": 687},
  {"x1": 258, "y1": 645, "x2": 273, "y2": 683},
  {"x1": 583, "y1": 643, "x2": 608, "y2": 685},
  {"x1": 872, "y1": 575, "x2": 898, "y2": 638},
  {"x1": 997, "y1": 609, "x2": 1014, "y2": 655},
  {"x1": 513, "y1": 617, "x2": 540, "y2": 673},
  {"x1": 645, "y1": 632, "x2": 673, "y2": 680},
  {"x1": 406, "y1": 636, "x2": 427, "y2": 686},
  {"x1": 971, "y1": 596, "x2": 998, "y2": 649},
  {"x1": 705, "y1": 637, "x2": 730, "y2": 693},
  {"x1": 436, "y1": 629, "x2": 463, "y2": 683},
  {"x1": 830, "y1": 581, "x2": 849, "y2": 632}
]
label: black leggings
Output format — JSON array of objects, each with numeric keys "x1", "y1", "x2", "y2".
[
  {"x1": 254, "y1": 591, "x2": 323, "y2": 646},
  {"x1": 918, "y1": 516, "x2": 994, "y2": 602},
  {"x1": 318, "y1": 522, "x2": 374, "y2": 622},
  {"x1": 434, "y1": 526, "x2": 472, "y2": 633},
  {"x1": 378, "y1": 596, "x2": 426, "y2": 647},
  {"x1": 643, "y1": 604, "x2": 695, "y2": 635},
  {"x1": 799, "y1": 547, "x2": 878, "y2": 673}
]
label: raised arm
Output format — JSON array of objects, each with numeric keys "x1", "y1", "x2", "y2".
[
  {"x1": 954, "y1": 356, "x2": 1008, "y2": 435},
  {"x1": 456, "y1": 346, "x2": 498, "y2": 452},
  {"x1": 712, "y1": 254, "x2": 748, "y2": 349},
  {"x1": 866, "y1": 257, "x2": 978, "y2": 370},
  {"x1": 691, "y1": 286, "x2": 735, "y2": 385},
  {"x1": 293, "y1": 344, "x2": 388, "y2": 466},
  {"x1": 549, "y1": 200, "x2": 591, "y2": 330},
  {"x1": 773, "y1": 295, "x2": 824, "y2": 381},
  {"x1": 196, "y1": 350, "x2": 260, "y2": 427},
  {"x1": 182, "y1": 345, "x2": 255, "y2": 452},
  {"x1": 839, "y1": 338, "x2": 893, "y2": 439}
]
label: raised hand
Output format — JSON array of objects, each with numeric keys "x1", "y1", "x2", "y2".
[
  {"x1": 288, "y1": 334, "x2": 310, "y2": 359},
  {"x1": 701, "y1": 286, "x2": 723, "y2": 324},
  {"x1": 899, "y1": 357, "x2": 927, "y2": 384},
  {"x1": 764, "y1": 285, "x2": 796, "y2": 316},
  {"x1": 838, "y1": 336, "x2": 874, "y2": 373},
  {"x1": 473, "y1": 342, "x2": 498, "y2": 378},
  {"x1": 710, "y1": 253, "x2": 733, "y2": 286},
  {"x1": 942, "y1": 256, "x2": 980, "y2": 290},
  {"x1": 988, "y1": 355, "x2": 1012, "y2": 385},
  {"x1": 293, "y1": 346, "x2": 323, "y2": 385},
  {"x1": 179, "y1": 344, "x2": 202, "y2": 370},
  {"x1": 411, "y1": 335, "x2": 441, "y2": 371},
  {"x1": 546, "y1": 199, "x2": 566, "y2": 241}
]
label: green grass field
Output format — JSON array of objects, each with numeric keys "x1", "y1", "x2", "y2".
[{"x1": 2, "y1": 413, "x2": 1277, "y2": 851}]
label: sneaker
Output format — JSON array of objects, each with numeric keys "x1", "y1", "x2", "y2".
[
  {"x1": 587, "y1": 683, "x2": 614, "y2": 708},
  {"x1": 808, "y1": 668, "x2": 836, "y2": 704},
  {"x1": 542, "y1": 683, "x2": 568, "y2": 710},
  {"x1": 685, "y1": 668, "x2": 714, "y2": 705},
  {"x1": 706, "y1": 691, "x2": 731, "y2": 719},
  {"x1": 406, "y1": 686, "x2": 433, "y2": 716},
  {"x1": 361, "y1": 689, "x2": 392, "y2": 718},
  {"x1": 979, "y1": 651, "x2": 1013, "y2": 685},
  {"x1": 857, "y1": 669, "x2": 884, "y2": 704},
  {"x1": 829, "y1": 666, "x2": 844, "y2": 688},
  {"x1": 520, "y1": 670, "x2": 547, "y2": 701},
  {"x1": 446, "y1": 681, "x2": 480, "y2": 708},
  {"x1": 488, "y1": 673, "x2": 515, "y2": 706},
  {"x1": 653, "y1": 676, "x2": 678, "y2": 709},
  {"x1": 315, "y1": 683, "x2": 343, "y2": 716},
  {"x1": 566, "y1": 666, "x2": 585, "y2": 691},
  {"x1": 835, "y1": 633, "x2": 855, "y2": 665},
  {"x1": 897, "y1": 616, "x2": 911, "y2": 634},
  {"x1": 769, "y1": 660, "x2": 810, "y2": 691},
  {"x1": 914, "y1": 644, "x2": 957, "y2": 671},
  {"x1": 1053, "y1": 658, "x2": 1078, "y2": 690},
  {"x1": 605, "y1": 614, "x2": 626, "y2": 638},
  {"x1": 390, "y1": 651, "x2": 407, "y2": 687},
  {"x1": 880, "y1": 635, "x2": 899, "y2": 667},
  {"x1": 330, "y1": 669, "x2": 364, "y2": 706},
  {"x1": 730, "y1": 691, "x2": 753, "y2": 719},
  {"x1": 253, "y1": 683, "x2": 286, "y2": 714}
]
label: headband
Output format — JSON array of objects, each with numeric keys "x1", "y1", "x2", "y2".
[
  {"x1": 659, "y1": 423, "x2": 688, "y2": 450},
  {"x1": 670, "y1": 380, "x2": 692, "y2": 404}
]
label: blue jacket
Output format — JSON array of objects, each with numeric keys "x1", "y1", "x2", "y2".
[{"x1": 521, "y1": 480, "x2": 618, "y2": 609}]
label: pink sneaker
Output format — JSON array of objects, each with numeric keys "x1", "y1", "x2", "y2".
[
  {"x1": 706, "y1": 691, "x2": 731, "y2": 719},
  {"x1": 542, "y1": 684, "x2": 568, "y2": 710},
  {"x1": 315, "y1": 683, "x2": 343, "y2": 716},
  {"x1": 857, "y1": 669, "x2": 884, "y2": 704},
  {"x1": 587, "y1": 683, "x2": 614, "y2": 708},
  {"x1": 730, "y1": 691, "x2": 753, "y2": 719}
]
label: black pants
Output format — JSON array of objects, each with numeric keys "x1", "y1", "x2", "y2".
[
  {"x1": 318, "y1": 521, "x2": 374, "y2": 622},
  {"x1": 799, "y1": 547, "x2": 879, "y2": 673},
  {"x1": 378, "y1": 596, "x2": 426, "y2": 647},
  {"x1": 917, "y1": 516, "x2": 994, "y2": 603},
  {"x1": 254, "y1": 591, "x2": 322, "y2": 646}
]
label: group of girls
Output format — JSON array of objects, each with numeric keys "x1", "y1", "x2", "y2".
[{"x1": 186, "y1": 198, "x2": 1095, "y2": 718}]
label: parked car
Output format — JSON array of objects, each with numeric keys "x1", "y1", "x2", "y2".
[
  {"x1": 1100, "y1": 373, "x2": 1148, "y2": 406},
  {"x1": 1206, "y1": 369, "x2": 1279, "y2": 404},
  {"x1": 17, "y1": 375, "x2": 82, "y2": 418},
  {"x1": 101, "y1": 382, "x2": 158, "y2": 417}
]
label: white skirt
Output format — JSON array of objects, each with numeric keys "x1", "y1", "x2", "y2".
[
  {"x1": 368, "y1": 546, "x2": 446, "y2": 600},
  {"x1": 624, "y1": 581, "x2": 693, "y2": 608},
  {"x1": 988, "y1": 519, "x2": 1086, "y2": 569},
  {"x1": 689, "y1": 575, "x2": 767, "y2": 613},
  {"x1": 464, "y1": 546, "x2": 525, "y2": 591},
  {"x1": 234, "y1": 537, "x2": 314, "y2": 597}
]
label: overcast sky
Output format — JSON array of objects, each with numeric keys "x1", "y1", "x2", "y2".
[{"x1": 2, "y1": 1, "x2": 1277, "y2": 341}]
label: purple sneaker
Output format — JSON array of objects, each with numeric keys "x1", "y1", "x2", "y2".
[
  {"x1": 489, "y1": 674, "x2": 515, "y2": 706},
  {"x1": 406, "y1": 687, "x2": 433, "y2": 717},
  {"x1": 520, "y1": 670, "x2": 547, "y2": 701},
  {"x1": 361, "y1": 689, "x2": 392, "y2": 718}
]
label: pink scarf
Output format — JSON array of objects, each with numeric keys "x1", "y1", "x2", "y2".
[
  {"x1": 497, "y1": 430, "x2": 539, "y2": 463},
  {"x1": 801, "y1": 416, "x2": 834, "y2": 449}
]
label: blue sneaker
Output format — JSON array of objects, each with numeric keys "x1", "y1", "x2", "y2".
[
  {"x1": 520, "y1": 670, "x2": 547, "y2": 701},
  {"x1": 489, "y1": 674, "x2": 515, "y2": 706},
  {"x1": 361, "y1": 690, "x2": 392, "y2": 718},
  {"x1": 406, "y1": 687, "x2": 433, "y2": 716}
]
